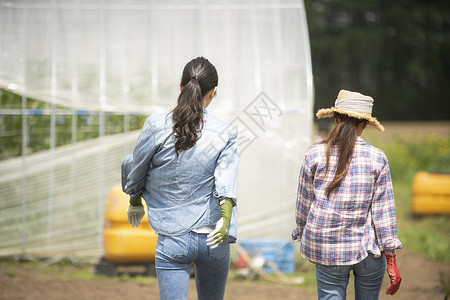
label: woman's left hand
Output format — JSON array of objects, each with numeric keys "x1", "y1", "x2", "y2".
[{"x1": 206, "y1": 199, "x2": 233, "y2": 249}]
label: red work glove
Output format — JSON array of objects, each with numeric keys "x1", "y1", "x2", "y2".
[{"x1": 385, "y1": 253, "x2": 402, "y2": 295}]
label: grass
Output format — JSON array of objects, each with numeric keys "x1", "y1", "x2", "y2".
[
  {"x1": 1, "y1": 259, "x2": 99, "y2": 281},
  {"x1": 1, "y1": 258, "x2": 158, "y2": 284},
  {"x1": 362, "y1": 123, "x2": 450, "y2": 262},
  {"x1": 371, "y1": 134, "x2": 450, "y2": 263},
  {"x1": 395, "y1": 181, "x2": 450, "y2": 262}
]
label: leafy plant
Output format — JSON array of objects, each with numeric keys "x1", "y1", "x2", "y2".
[
  {"x1": 380, "y1": 136, "x2": 450, "y2": 262},
  {"x1": 384, "y1": 136, "x2": 450, "y2": 183},
  {"x1": 0, "y1": 89, "x2": 147, "y2": 161}
]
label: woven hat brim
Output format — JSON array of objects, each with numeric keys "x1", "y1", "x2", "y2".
[{"x1": 316, "y1": 107, "x2": 385, "y2": 132}]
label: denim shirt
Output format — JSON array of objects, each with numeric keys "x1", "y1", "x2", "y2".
[{"x1": 124, "y1": 108, "x2": 239, "y2": 241}]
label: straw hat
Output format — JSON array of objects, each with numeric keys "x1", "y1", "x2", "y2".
[{"x1": 316, "y1": 89, "x2": 384, "y2": 132}]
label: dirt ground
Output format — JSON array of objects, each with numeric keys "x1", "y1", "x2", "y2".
[{"x1": 0, "y1": 249, "x2": 448, "y2": 300}]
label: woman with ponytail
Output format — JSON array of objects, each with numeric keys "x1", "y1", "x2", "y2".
[
  {"x1": 122, "y1": 57, "x2": 239, "y2": 300},
  {"x1": 292, "y1": 90, "x2": 402, "y2": 299}
]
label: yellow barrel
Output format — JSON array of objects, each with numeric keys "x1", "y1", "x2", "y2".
[
  {"x1": 411, "y1": 172, "x2": 450, "y2": 216},
  {"x1": 103, "y1": 184, "x2": 158, "y2": 262}
]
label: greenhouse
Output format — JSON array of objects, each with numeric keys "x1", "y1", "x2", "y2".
[{"x1": 0, "y1": 0, "x2": 313, "y2": 260}]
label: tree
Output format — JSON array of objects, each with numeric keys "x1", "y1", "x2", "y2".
[{"x1": 304, "y1": 0, "x2": 450, "y2": 120}]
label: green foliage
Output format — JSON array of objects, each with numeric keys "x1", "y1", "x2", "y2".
[
  {"x1": 383, "y1": 136, "x2": 450, "y2": 183},
  {"x1": 0, "y1": 89, "x2": 147, "y2": 161},
  {"x1": 398, "y1": 213, "x2": 450, "y2": 262},
  {"x1": 304, "y1": 0, "x2": 450, "y2": 120},
  {"x1": 378, "y1": 135, "x2": 450, "y2": 263}
]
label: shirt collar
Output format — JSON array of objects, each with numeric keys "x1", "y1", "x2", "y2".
[
  {"x1": 356, "y1": 136, "x2": 365, "y2": 144},
  {"x1": 202, "y1": 106, "x2": 208, "y2": 114}
]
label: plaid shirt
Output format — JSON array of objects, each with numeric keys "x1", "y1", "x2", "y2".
[{"x1": 292, "y1": 137, "x2": 402, "y2": 265}]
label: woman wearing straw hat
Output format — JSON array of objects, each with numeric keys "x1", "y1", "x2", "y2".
[{"x1": 292, "y1": 90, "x2": 402, "y2": 299}]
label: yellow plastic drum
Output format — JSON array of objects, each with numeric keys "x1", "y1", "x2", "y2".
[
  {"x1": 103, "y1": 184, "x2": 158, "y2": 262},
  {"x1": 411, "y1": 172, "x2": 450, "y2": 216}
]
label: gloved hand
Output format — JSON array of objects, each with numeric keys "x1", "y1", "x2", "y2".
[
  {"x1": 206, "y1": 199, "x2": 233, "y2": 249},
  {"x1": 385, "y1": 253, "x2": 402, "y2": 295},
  {"x1": 127, "y1": 197, "x2": 145, "y2": 228}
]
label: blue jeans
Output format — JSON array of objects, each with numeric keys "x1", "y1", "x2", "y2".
[
  {"x1": 315, "y1": 253, "x2": 386, "y2": 300},
  {"x1": 155, "y1": 232, "x2": 230, "y2": 300}
]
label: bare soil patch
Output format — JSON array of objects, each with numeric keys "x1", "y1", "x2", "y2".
[{"x1": 0, "y1": 249, "x2": 448, "y2": 300}]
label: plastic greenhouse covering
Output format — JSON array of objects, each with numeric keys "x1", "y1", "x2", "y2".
[{"x1": 0, "y1": 0, "x2": 313, "y2": 260}]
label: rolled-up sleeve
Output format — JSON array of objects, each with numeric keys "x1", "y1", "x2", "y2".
[
  {"x1": 124, "y1": 117, "x2": 159, "y2": 200},
  {"x1": 213, "y1": 125, "x2": 239, "y2": 205},
  {"x1": 371, "y1": 158, "x2": 403, "y2": 251},
  {"x1": 292, "y1": 155, "x2": 314, "y2": 241}
]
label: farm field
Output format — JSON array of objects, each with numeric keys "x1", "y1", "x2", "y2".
[
  {"x1": 1, "y1": 121, "x2": 449, "y2": 300},
  {"x1": 0, "y1": 248, "x2": 448, "y2": 300}
]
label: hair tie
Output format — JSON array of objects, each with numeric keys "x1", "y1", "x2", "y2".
[{"x1": 191, "y1": 76, "x2": 197, "y2": 80}]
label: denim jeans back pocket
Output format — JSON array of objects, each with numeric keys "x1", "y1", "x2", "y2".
[
  {"x1": 160, "y1": 233, "x2": 191, "y2": 259},
  {"x1": 209, "y1": 240, "x2": 230, "y2": 260},
  {"x1": 364, "y1": 253, "x2": 385, "y2": 271}
]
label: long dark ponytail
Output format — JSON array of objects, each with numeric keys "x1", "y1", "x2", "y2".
[
  {"x1": 172, "y1": 57, "x2": 218, "y2": 156},
  {"x1": 323, "y1": 113, "x2": 368, "y2": 198}
]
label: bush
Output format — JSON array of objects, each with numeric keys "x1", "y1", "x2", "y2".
[
  {"x1": 384, "y1": 136, "x2": 450, "y2": 183},
  {"x1": 379, "y1": 135, "x2": 450, "y2": 262}
]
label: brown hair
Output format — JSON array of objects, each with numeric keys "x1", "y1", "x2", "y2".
[
  {"x1": 322, "y1": 113, "x2": 368, "y2": 198},
  {"x1": 172, "y1": 57, "x2": 218, "y2": 156}
]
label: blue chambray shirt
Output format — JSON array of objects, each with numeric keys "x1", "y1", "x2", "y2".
[{"x1": 124, "y1": 108, "x2": 239, "y2": 241}]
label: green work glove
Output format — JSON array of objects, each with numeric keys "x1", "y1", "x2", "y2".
[
  {"x1": 127, "y1": 196, "x2": 145, "y2": 228},
  {"x1": 206, "y1": 199, "x2": 233, "y2": 249}
]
